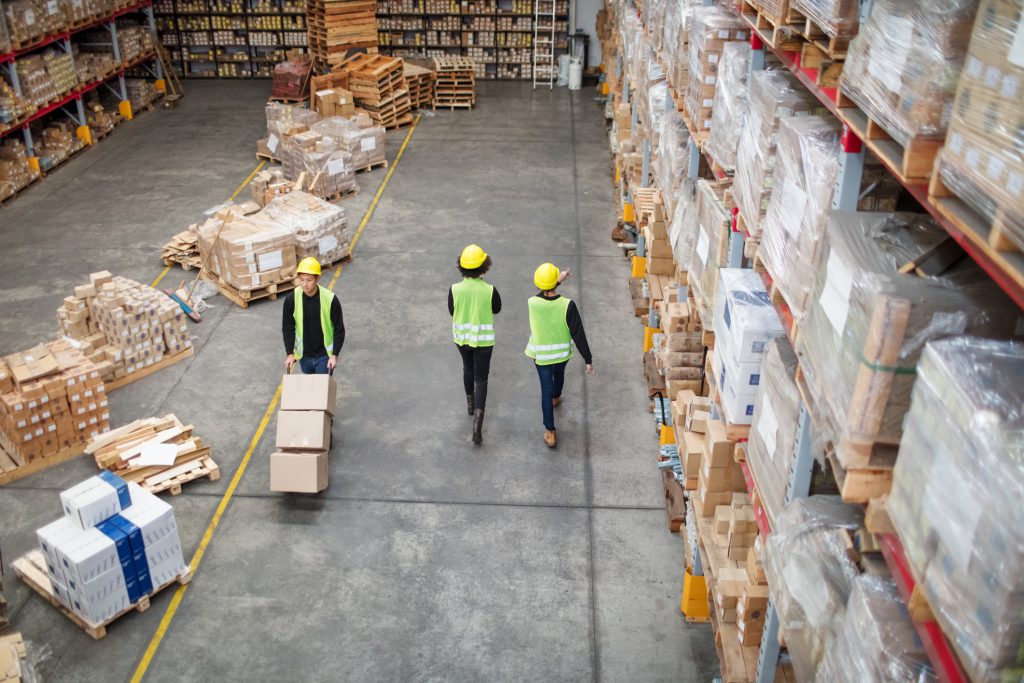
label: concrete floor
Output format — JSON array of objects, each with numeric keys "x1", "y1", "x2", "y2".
[{"x1": 0, "y1": 80, "x2": 718, "y2": 682}]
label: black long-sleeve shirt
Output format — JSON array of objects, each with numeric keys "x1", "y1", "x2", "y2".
[
  {"x1": 533, "y1": 293, "x2": 593, "y2": 365},
  {"x1": 283, "y1": 289, "x2": 345, "y2": 357},
  {"x1": 447, "y1": 284, "x2": 502, "y2": 315}
]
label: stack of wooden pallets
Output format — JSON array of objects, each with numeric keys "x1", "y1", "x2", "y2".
[
  {"x1": 306, "y1": 0, "x2": 328, "y2": 63},
  {"x1": 340, "y1": 53, "x2": 413, "y2": 129},
  {"x1": 320, "y1": 0, "x2": 378, "y2": 66},
  {"x1": 88, "y1": 414, "x2": 220, "y2": 496},
  {"x1": 432, "y1": 56, "x2": 477, "y2": 109},
  {"x1": 403, "y1": 62, "x2": 435, "y2": 110}
]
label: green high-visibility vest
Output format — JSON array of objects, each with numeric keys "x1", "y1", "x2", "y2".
[
  {"x1": 451, "y1": 277, "x2": 495, "y2": 347},
  {"x1": 525, "y1": 295, "x2": 573, "y2": 365},
  {"x1": 293, "y1": 285, "x2": 335, "y2": 359}
]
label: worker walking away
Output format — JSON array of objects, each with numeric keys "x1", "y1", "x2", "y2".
[
  {"x1": 525, "y1": 263, "x2": 594, "y2": 449},
  {"x1": 283, "y1": 257, "x2": 345, "y2": 375},
  {"x1": 449, "y1": 244, "x2": 501, "y2": 445}
]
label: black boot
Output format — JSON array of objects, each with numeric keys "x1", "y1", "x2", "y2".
[
  {"x1": 472, "y1": 409, "x2": 485, "y2": 445},
  {"x1": 466, "y1": 394, "x2": 475, "y2": 415}
]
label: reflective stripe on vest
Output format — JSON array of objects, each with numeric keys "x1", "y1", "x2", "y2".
[
  {"x1": 451, "y1": 277, "x2": 495, "y2": 347},
  {"x1": 525, "y1": 295, "x2": 573, "y2": 365},
  {"x1": 293, "y1": 285, "x2": 335, "y2": 359}
]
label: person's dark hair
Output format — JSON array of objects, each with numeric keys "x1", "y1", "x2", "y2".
[{"x1": 457, "y1": 255, "x2": 492, "y2": 278}]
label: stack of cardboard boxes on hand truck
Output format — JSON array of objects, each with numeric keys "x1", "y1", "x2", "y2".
[{"x1": 271, "y1": 373, "x2": 337, "y2": 493}]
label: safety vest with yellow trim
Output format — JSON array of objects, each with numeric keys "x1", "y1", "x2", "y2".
[
  {"x1": 293, "y1": 285, "x2": 335, "y2": 359},
  {"x1": 451, "y1": 277, "x2": 495, "y2": 347},
  {"x1": 525, "y1": 295, "x2": 573, "y2": 365}
]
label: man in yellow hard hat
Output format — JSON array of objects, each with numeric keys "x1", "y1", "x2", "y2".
[
  {"x1": 283, "y1": 257, "x2": 345, "y2": 375},
  {"x1": 449, "y1": 244, "x2": 501, "y2": 445},
  {"x1": 525, "y1": 263, "x2": 593, "y2": 449}
]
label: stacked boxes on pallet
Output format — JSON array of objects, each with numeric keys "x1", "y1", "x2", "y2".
[
  {"x1": 0, "y1": 139, "x2": 41, "y2": 201},
  {"x1": 687, "y1": 180, "x2": 730, "y2": 328},
  {"x1": 683, "y1": 6, "x2": 747, "y2": 139},
  {"x1": 309, "y1": 115, "x2": 387, "y2": 172},
  {"x1": 711, "y1": 270, "x2": 783, "y2": 426},
  {"x1": 694, "y1": 419, "x2": 746, "y2": 517},
  {"x1": 887, "y1": 337, "x2": 1024, "y2": 683},
  {"x1": 703, "y1": 41, "x2": 750, "y2": 173},
  {"x1": 733, "y1": 69, "x2": 822, "y2": 241},
  {"x1": 657, "y1": 295, "x2": 704, "y2": 400},
  {"x1": 261, "y1": 191, "x2": 351, "y2": 265},
  {"x1": 197, "y1": 210, "x2": 298, "y2": 293},
  {"x1": 737, "y1": 539, "x2": 770, "y2": 646},
  {"x1": 56, "y1": 272, "x2": 193, "y2": 382},
  {"x1": 935, "y1": 0, "x2": 1024, "y2": 251},
  {"x1": 0, "y1": 341, "x2": 109, "y2": 463},
  {"x1": 279, "y1": 129, "x2": 358, "y2": 199},
  {"x1": 271, "y1": 373, "x2": 336, "y2": 493},
  {"x1": 35, "y1": 475, "x2": 187, "y2": 626},
  {"x1": 797, "y1": 212, "x2": 1021, "y2": 481},
  {"x1": 842, "y1": 0, "x2": 977, "y2": 155},
  {"x1": 3, "y1": 0, "x2": 68, "y2": 47}
]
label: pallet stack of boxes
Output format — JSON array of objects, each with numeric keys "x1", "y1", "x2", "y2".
[
  {"x1": 694, "y1": 419, "x2": 746, "y2": 517},
  {"x1": 34, "y1": 473, "x2": 187, "y2": 626},
  {"x1": 658, "y1": 296, "x2": 705, "y2": 401},
  {"x1": 196, "y1": 211, "x2": 299, "y2": 294},
  {"x1": 0, "y1": 341, "x2": 109, "y2": 463},
  {"x1": 56, "y1": 272, "x2": 194, "y2": 383},
  {"x1": 271, "y1": 373, "x2": 336, "y2": 493},
  {"x1": 738, "y1": 538, "x2": 770, "y2": 647}
]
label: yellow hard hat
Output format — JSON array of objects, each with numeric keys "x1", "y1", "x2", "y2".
[
  {"x1": 297, "y1": 257, "x2": 322, "y2": 276},
  {"x1": 534, "y1": 263, "x2": 560, "y2": 291},
  {"x1": 459, "y1": 244, "x2": 487, "y2": 269}
]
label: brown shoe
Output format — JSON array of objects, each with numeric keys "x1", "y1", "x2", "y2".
[
  {"x1": 543, "y1": 430, "x2": 557, "y2": 448},
  {"x1": 551, "y1": 396, "x2": 561, "y2": 407}
]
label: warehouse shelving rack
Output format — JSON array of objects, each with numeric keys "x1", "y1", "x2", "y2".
[
  {"x1": 0, "y1": 1, "x2": 164, "y2": 177},
  {"x1": 615, "y1": 0, "x2": 1015, "y2": 680},
  {"x1": 375, "y1": 0, "x2": 568, "y2": 80},
  {"x1": 153, "y1": 0, "x2": 308, "y2": 78}
]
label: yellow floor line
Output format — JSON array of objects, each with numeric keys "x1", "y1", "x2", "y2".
[
  {"x1": 150, "y1": 160, "x2": 267, "y2": 289},
  {"x1": 129, "y1": 117, "x2": 419, "y2": 683}
]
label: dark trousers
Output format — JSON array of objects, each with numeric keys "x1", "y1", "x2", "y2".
[
  {"x1": 300, "y1": 354, "x2": 330, "y2": 374},
  {"x1": 456, "y1": 344, "x2": 493, "y2": 410},
  {"x1": 535, "y1": 360, "x2": 567, "y2": 431}
]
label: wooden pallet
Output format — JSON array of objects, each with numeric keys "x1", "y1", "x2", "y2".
[
  {"x1": 211, "y1": 275, "x2": 297, "y2": 309},
  {"x1": 431, "y1": 101, "x2": 474, "y2": 110},
  {"x1": 13, "y1": 550, "x2": 191, "y2": 640},
  {"x1": 929, "y1": 158, "x2": 1024, "y2": 257},
  {"x1": 839, "y1": 92, "x2": 943, "y2": 183},
  {"x1": 791, "y1": 6, "x2": 852, "y2": 59},
  {"x1": 0, "y1": 441, "x2": 87, "y2": 486},
  {"x1": 797, "y1": 41, "x2": 843, "y2": 89},
  {"x1": 704, "y1": 352, "x2": 752, "y2": 442},
  {"x1": 355, "y1": 159, "x2": 388, "y2": 173},
  {"x1": 105, "y1": 347, "x2": 195, "y2": 391},
  {"x1": 137, "y1": 454, "x2": 221, "y2": 495},
  {"x1": 739, "y1": 0, "x2": 804, "y2": 52}
]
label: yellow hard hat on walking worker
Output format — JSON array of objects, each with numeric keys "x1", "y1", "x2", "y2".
[{"x1": 297, "y1": 257, "x2": 322, "y2": 276}]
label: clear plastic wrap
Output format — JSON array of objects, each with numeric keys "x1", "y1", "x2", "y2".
[
  {"x1": 764, "y1": 496, "x2": 864, "y2": 680},
  {"x1": 797, "y1": 211, "x2": 1023, "y2": 467},
  {"x1": 758, "y1": 115, "x2": 842, "y2": 318},
  {"x1": 791, "y1": 0, "x2": 860, "y2": 42},
  {"x1": 271, "y1": 54, "x2": 312, "y2": 100},
  {"x1": 666, "y1": 0, "x2": 704, "y2": 93},
  {"x1": 197, "y1": 213, "x2": 298, "y2": 291},
  {"x1": 684, "y1": 6, "x2": 746, "y2": 134},
  {"x1": 887, "y1": 336, "x2": 1024, "y2": 683},
  {"x1": 0, "y1": 5, "x2": 10, "y2": 53},
  {"x1": 936, "y1": 0, "x2": 1024, "y2": 252},
  {"x1": 310, "y1": 115, "x2": 386, "y2": 171},
  {"x1": 733, "y1": 69, "x2": 821, "y2": 237},
  {"x1": 711, "y1": 269, "x2": 785, "y2": 425},
  {"x1": 704, "y1": 41, "x2": 751, "y2": 172},
  {"x1": 687, "y1": 179, "x2": 730, "y2": 326},
  {"x1": 816, "y1": 574, "x2": 937, "y2": 683},
  {"x1": 745, "y1": 335, "x2": 800, "y2": 524},
  {"x1": 654, "y1": 107, "x2": 691, "y2": 200},
  {"x1": 668, "y1": 179, "x2": 698, "y2": 272},
  {"x1": 841, "y1": 0, "x2": 978, "y2": 146}
]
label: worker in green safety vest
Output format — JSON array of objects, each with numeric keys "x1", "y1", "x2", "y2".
[
  {"x1": 526, "y1": 263, "x2": 593, "y2": 449},
  {"x1": 449, "y1": 244, "x2": 501, "y2": 445},
  {"x1": 283, "y1": 257, "x2": 345, "y2": 375}
]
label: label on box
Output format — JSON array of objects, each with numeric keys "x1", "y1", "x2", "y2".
[
  {"x1": 708, "y1": 53, "x2": 718, "y2": 64},
  {"x1": 704, "y1": 75, "x2": 716, "y2": 85},
  {"x1": 318, "y1": 235, "x2": 338, "y2": 254},
  {"x1": 361, "y1": 137, "x2": 376, "y2": 152},
  {"x1": 1001, "y1": 73, "x2": 1019, "y2": 99},
  {"x1": 718, "y1": 30, "x2": 729, "y2": 39},
  {"x1": 702, "y1": 98, "x2": 713, "y2": 108},
  {"x1": 1009, "y1": 14, "x2": 1024, "y2": 68},
  {"x1": 47, "y1": 0, "x2": 58, "y2": 13},
  {"x1": 780, "y1": 179, "x2": 808, "y2": 238},
  {"x1": 267, "y1": 134, "x2": 279, "y2": 153},
  {"x1": 25, "y1": 8, "x2": 35, "y2": 23},
  {"x1": 821, "y1": 249, "x2": 853, "y2": 336},
  {"x1": 756, "y1": 398, "x2": 778, "y2": 458},
  {"x1": 696, "y1": 226, "x2": 710, "y2": 265},
  {"x1": 327, "y1": 157, "x2": 346, "y2": 175},
  {"x1": 984, "y1": 64, "x2": 1001, "y2": 89},
  {"x1": 316, "y1": 89, "x2": 333, "y2": 97},
  {"x1": 965, "y1": 55, "x2": 983, "y2": 80},
  {"x1": 257, "y1": 250, "x2": 283, "y2": 271},
  {"x1": 1008, "y1": 170, "x2": 1023, "y2": 196}
]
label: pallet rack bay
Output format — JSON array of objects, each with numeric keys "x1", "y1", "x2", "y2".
[
  {"x1": 375, "y1": 0, "x2": 568, "y2": 80},
  {"x1": 152, "y1": 0, "x2": 308, "y2": 78}
]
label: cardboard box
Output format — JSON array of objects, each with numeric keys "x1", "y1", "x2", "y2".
[
  {"x1": 704, "y1": 420, "x2": 735, "y2": 467},
  {"x1": 276, "y1": 410, "x2": 331, "y2": 451},
  {"x1": 646, "y1": 256, "x2": 675, "y2": 276},
  {"x1": 5, "y1": 345, "x2": 60, "y2": 384},
  {"x1": 270, "y1": 450, "x2": 328, "y2": 493},
  {"x1": 281, "y1": 374, "x2": 337, "y2": 415}
]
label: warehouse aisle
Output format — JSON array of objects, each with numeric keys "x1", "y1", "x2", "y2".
[{"x1": 0, "y1": 82, "x2": 717, "y2": 681}]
